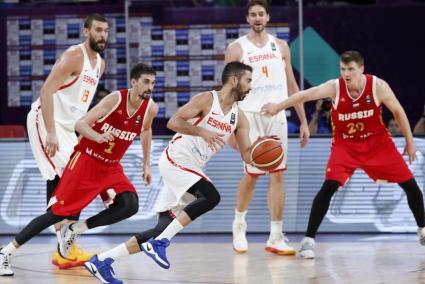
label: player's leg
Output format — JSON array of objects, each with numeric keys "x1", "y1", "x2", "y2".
[
  {"x1": 85, "y1": 211, "x2": 174, "y2": 283},
  {"x1": 0, "y1": 210, "x2": 65, "y2": 276},
  {"x1": 233, "y1": 111, "x2": 263, "y2": 253},
  {"x1": 398, "y1": 178, "x2": 425, "y2": 244},
  {"x1": 140, "y1": 179, "x2": 220, "y2": 269},
  {"x1": 299, "y1": 143, "x2": 354, "y2": 259},
  {"x1": 233, "y1": 173, "x2": 258, "y2": 253},
  {"x1": 265, "y1": 171, "x2": 296, "y2": 255}
]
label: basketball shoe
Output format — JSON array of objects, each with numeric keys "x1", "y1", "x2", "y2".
[
  {"x1": 57, "y1": 223, "x2": 79, "y2": 258},
  {"x1": 52, "y1": 244, "x2": 93, "y2": 269},
  {"x1": 141, "y1": 238, "x2": 170, "y2": 269},
  {"x1": 418, "y1": 227, "x2": 425, "y2": 246},
  {"x1": 265, "y1": 233, "x2": 296, "y2": 255},
  {"x1": 84, "y1": 255, "x2": 122, "y2": 284},
  {"x1": 232, "y1": 220, "x2": 248, "y2": 253},
  {"x1": 0, "y1": 248, "x2": 13, "y2": 276},
  {"x1": 299, "y1": 237, "x2": 315, "y2": 259}
]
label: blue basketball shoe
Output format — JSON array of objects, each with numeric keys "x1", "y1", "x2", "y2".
[
  {"x1": 141, "y1": 238, "x2": 170, "y2": 269},
  {"x1": 84, "y1": 255, "x2": 122, "y2": 284}
]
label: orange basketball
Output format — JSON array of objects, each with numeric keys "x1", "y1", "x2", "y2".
[{"x1": 250, "y1": 138, "x2": 284, "y2": 171}]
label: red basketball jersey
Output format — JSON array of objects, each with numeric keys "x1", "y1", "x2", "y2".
[
  {"x1": 331, "y1": 74, "x2": 388, "y2": 142},
  {"x1": 77, "y1": 89, "x2": 150, "y2": 163}
]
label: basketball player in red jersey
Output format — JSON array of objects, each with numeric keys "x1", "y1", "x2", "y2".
[
  {"x1": 0, "y1": 63, "x2": 158, "y2": 278},
  {"x1": 26, "y1": 13, "x2": 108, "y2": 268},
  {"x1": 225, "y1": 0, "x2": 309, "y2": 255},
  {"x1": 262, "y1": 51, "x2": 425, "y2": 259}
]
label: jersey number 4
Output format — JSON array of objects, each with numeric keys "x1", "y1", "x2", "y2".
[
  {"x1": 262, "y1": 66, "x2": 269, "y2": 78},
  {"x1": 82, "y1": 90, "x2": 90, "y2": 103}
]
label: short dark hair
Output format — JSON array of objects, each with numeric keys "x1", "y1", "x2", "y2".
[
  {"x1": 84, "y1": 14, "x2": 108, "y2": 29},
  {"x1": 247, "y1": 0, "x2": 270, "y2": 15},
  {"x1": 130, "y1": 63, "x2": 156, "y2": 80},
  {"x1": 340, "y1": 50, "x2": 364, "y2": 66},
  {"x1": 222, "y1": 61, "x2": 253, "y2": 84}
]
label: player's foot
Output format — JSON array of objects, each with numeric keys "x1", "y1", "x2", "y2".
[
  {"x1": 299, "y1": 237, "x2": 315, "y2": 259},
  {"x1": 52, "y1": 250, "x2": 77, "y2": 269},
  {"x1": 418, "y1": 227, "x2": 425, "y2": 246},
  {"x1": 0, "y1": 248, "x2": 13, "y2": 276},
  {"x1": 84, "y1": 255, "x2": 122, "y2": 284},
  {"x1": 141, "y1": 238, "x2": 170, "y2": 269},
  {"x1": 57, "y1": 223, "x2": 79, "y2": 258},
  {"x1": 232, "y1": 220, "x2": 248, "y2": 253},
  {"x1": 265, "y1": 233, "x2": 296, "y2": 255}
]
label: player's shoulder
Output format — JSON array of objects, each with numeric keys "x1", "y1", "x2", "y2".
[
  {"x1": 62, "y1": 44, "x2": 84, "y2": 61},
  {"x1": 148, "y1": 99, "x2": 159, "y2": 114},
  {"x1": 192, "y1": 91, "x2": 214, "y2": 103}
]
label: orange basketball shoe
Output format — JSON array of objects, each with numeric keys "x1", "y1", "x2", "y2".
[{"x1": 52, "y1": 244, "x2": 93, "y2": 269}]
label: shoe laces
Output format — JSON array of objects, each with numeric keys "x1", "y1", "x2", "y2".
[
  {"x1": 271, "y1": 232, "x2": 289, "y2": 243},
  {"x1": 99, "y1": 258, "x2": 116, "y2": 280},
  {"x1": 1, "y1": 253, "x2": 11, "y2": 268},
  {"x1": 65, "y1": 228, "x2": 79, "y2": 253}
]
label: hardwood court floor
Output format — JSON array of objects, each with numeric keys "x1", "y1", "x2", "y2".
[{"x1": 1, "y1": 234, "x2": 425, "y2": 284}]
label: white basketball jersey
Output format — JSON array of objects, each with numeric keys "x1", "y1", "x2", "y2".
[
  {"x1": 32, "y1": 43, "x2": 101, "y2": 131},
  {"x1": 168, "y1": 90, "x2": 239, "y2": 168},
  {"x1": 233, "y1": 34, "x2": 288, "y2": 113}
]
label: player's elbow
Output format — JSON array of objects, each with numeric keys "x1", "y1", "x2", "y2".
[
  {"x1": 74, "y1": 119, "x2": 84, "y2": 134},
  {"x1": 166, "y1": 117, "x2": 178, "y2": 132}
]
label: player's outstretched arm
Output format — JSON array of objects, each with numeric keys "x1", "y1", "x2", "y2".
[
  {"x1": 167, "y1": 92, "x2": 225, "y2": 151},
  {"x1": 377, "y1": 78, "x2": 416, "y2": 163},
  {"x1": 234, "y1": 110, "x2": 253, "y2": 164},
  {"x1": 261, "y1": 80, "x2": 336, "y2": 116},
  {"x1": 40, "y1": 47, "x2": 83, "y2": 157},
  {"x1": 140, "y1": 101, "x2": 158, "y2": 185},
  {"x1": 74, "y1": 91, "x2": 120, "y2": 143}
]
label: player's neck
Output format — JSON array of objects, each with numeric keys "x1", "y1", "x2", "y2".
[
  {"x1": 347, "y1": 75, "x2": 366, "y2": 97},
  {"x1": 247, "y1": 30, "x2": 268, "y2": 45},
  {"x1": 217, "y1": 89, "x2": 235, "y2": 114},
  {"x1": 128, "y1": 89, "x2": 142, "y2": 109},
  {"x1": 83, "y1": 41, "x2": 98, "y2": 60}
]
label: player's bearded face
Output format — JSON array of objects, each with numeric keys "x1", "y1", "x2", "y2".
[
  {"x1": 136, "y1": 75, "x2": 155, "y2": 99},
  {"x1": 89, "y1": 33, "x2": 107, "y2": 53},
  {"x1": 233, "y1": 74, "x2": 252, "y2": 101}
]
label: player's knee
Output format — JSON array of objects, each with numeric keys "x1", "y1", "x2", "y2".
[
  {"x1": 207, "y1": 187, "x2": 221, "y2": 209},
  {"x1": 319, "y1": 180, "x2": 340, "y2": 196},
  {"x1": 127, "y1": 194, "x2": 139, "y2": 216}
]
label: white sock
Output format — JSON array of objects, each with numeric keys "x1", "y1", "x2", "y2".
[
  {"x1": 155, "y1": 219, "x2": 184, "y2": 241},
  {"x1": 70, "y1": 221, "x2": 88, "y2": 234},
  {"x1": 270, "y1": 220, "x2": 283, "y2": 239},
  {"x1": 234, "y1": 209, "x2": 247, "y2": 223},
  {"x1": 1, "y1": 242, "x2": 17, "y2": 255},
  {"x1": 98, "y1": 243, "x2": 129, "y2": 261}
]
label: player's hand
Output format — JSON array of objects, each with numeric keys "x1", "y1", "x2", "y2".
[
  {"x1": 45, "y1": 131, "x2": 59, "y2": 157},
  {"x1": 96, "y1": 132, "x2": 115, "y2": 144},
  {"x1": 142, "y1": 165, "x2": 152, "y2": 185},
  {"x1": 261, "y1": 103, "x2": 280, "y2": 116},
  {"x1": 299, "y1": 122, "x2": 310, "y2": 148},
  {"x1": 403, "y1": 141, "x2": 417, "y2": 164},
  {"x1": 200, "y1": 129, "x2": 225, "y2": 151}
]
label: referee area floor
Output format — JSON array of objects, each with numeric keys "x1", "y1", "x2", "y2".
[{"x1": 1, "y1": 233, "x2": 424, "y2": 284}]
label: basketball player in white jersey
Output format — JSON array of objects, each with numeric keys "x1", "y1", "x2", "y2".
[
  {"x1": 26, "y1": 13, "x2": 108, "y2": 268},
  {"x1": 225, "y1": 0, "x2": 309, "y2": 254},
  {"x1": 83, "y1": 62, "x2": 265, "y2": 281}
]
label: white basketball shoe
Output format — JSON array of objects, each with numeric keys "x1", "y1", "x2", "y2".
[
  {"x1": 299, "y1": 237, "x2": 315, "y2": 259},
  {"x1": 265, "y1": 233, "x2": 296, "y2": 255},
  {"x1": 58, "y1": 224, "x2": 79, "y2": 259},
  {"x1": 0, "y1": 248, "x2": 13, "y2": 276},
  {"x1": 232, "y1": 220, "x2": 248, "y2": 253}
]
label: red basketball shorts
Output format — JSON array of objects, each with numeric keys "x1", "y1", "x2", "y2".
[
  {"x1": 325, "y1": 134, "x2": 413, "y2": 185},
  {"x1": 49, "y1": 151, "x2": 137, "y2": 216}
]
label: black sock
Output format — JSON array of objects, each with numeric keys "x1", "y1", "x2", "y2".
[{"x1": 46, "y1": 175, "x2": 60, "y2": 205}]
